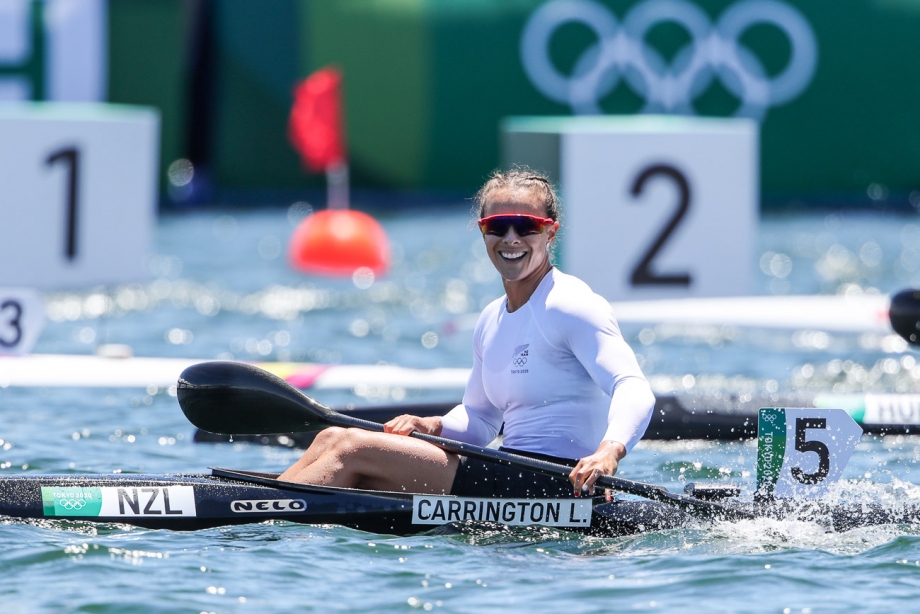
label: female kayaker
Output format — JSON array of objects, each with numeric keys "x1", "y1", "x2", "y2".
[{"x1": 279, "y1": 168, "x2": 655, "y2": 497}]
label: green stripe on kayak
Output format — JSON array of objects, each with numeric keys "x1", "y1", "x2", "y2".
[{"x1": 41, "y1": 487, "x2": 103, "y2": 517}]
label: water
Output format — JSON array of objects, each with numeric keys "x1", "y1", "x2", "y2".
[{"x1": 3, "y1": 204, "x2": 920, "y2": 611}]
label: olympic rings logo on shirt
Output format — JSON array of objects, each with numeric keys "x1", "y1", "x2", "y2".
[{"x1": 520, "y1": 0, "x2": 818, "y2": 120}]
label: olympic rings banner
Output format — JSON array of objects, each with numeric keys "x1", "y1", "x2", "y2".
[
  {"x1": 93, "y1": 1, "x2": 920, "y2": 200},
  {"x1": 520, "y1": 0, "x2": 817, "y2": 121}
]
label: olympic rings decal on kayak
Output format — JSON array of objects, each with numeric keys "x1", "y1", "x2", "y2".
[
  {"x1": 520, "y1": 0, "x2": 818, "y2": 119},
  {"x1": 57, "y1": 498, "x2": 89, "y2": 510}
]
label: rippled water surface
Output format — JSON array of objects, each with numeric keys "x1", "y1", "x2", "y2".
[{"x1": 4, "y1": 205, "x2": 920, "y2": 612}]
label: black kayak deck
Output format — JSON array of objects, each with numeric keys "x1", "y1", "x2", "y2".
[
  {"x1": 3, "y1": 469, "x2": 920, "y2": 537},
  {"x1": 0, "y1": 468, "x2": 685, "y2": 536}
]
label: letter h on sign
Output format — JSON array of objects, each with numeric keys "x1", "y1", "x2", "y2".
[{"x1": 0, "y1": 1, "x2": 46, "y2": 100}]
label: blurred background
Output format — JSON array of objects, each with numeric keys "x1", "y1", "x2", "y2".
[{"x1": 3, "y1": 0, "x2": 917, "y2": 209}]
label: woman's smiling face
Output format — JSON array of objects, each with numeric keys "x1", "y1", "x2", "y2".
[{"x1": 481, "y1": 188, "x2": 558, "y2": 285}]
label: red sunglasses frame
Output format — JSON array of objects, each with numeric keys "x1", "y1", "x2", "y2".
[{"x1": 478, "y1": 214, "x2": 556, "y2": 237}]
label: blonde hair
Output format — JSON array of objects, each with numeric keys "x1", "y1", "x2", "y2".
[{"x1": 473, "y1": 167, "x2": 560, "y2": 221}]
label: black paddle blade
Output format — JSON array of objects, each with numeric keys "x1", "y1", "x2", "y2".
[
  {"x1": 890, "y1": 289, "x2": 920, "y2": 345},
  {"x1": 177, "y1": 361, "x2": 336, "y2": 434}
]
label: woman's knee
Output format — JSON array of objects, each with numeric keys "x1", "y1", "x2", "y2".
[
  {"x1": 310, "y1": 427, "x2": 373, "y2": 458},
  {"x1": 310, "y1": 427, "x2": 347, "y2": 448}
]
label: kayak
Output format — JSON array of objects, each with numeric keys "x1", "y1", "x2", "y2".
[
  {"x1": 193, "y1": 391, "x2": 920, "y2": 448},
  {"x1": 650, "y1": 391, "x2": 920, "y2": 439},
  {"x1": 3, "y1": 467, "x2": 918, "y2": 536},
  {"x1": 0, "y1": 467, "x2": 684, "y2": 536},
  {"x1": 8, "y1": 359, "x2": 920, "y2": 537}
]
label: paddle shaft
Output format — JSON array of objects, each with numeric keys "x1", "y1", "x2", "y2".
[{"x1": 329, "y1": 412, "x2": 754, "y2": 521}]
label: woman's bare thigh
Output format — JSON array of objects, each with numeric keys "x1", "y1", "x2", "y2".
[{"x1": 284, "y1": 429, "x2": 460, "y2": 494}]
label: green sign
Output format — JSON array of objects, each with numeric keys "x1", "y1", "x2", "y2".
[
  {"x1": 42, "y1": 487, "x2": 104, "y2": 517},
  {"x1": 0, "y1": 1, "x2": 46, "y2": 99},
  {"x1": 102, "y1": 0, "x2": 920, "y2": 201},
  {"x1": 756, "y1": 408, "x2": 786, "y2": 499}
]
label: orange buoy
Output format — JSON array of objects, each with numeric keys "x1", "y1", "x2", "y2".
[
  {"x1": 287, "y1": 68, "x2": 390, "y2": 278},
  {"x1": 289, "y1": 209, "x2": 390, "y2": 277}
]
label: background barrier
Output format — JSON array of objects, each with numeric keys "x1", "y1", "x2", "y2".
[{"x1": 1, "y1": 0, "x2": 919, "y2": 206}]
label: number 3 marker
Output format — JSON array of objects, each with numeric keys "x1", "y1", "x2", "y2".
[{"x1": 0, "y1": 288, "x2": 45, "y2": 356}]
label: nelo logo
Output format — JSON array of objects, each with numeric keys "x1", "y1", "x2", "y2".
[{"x1": 231, "y1": 499, "x2": 307, "y2": 513}]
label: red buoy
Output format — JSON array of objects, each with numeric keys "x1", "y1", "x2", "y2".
[
  {"x1": 287, "y1": 67, "x2": 390, "y2": 278},
  {"x1": 289, "y1": 209, "x2": 390, "y2": 277}
]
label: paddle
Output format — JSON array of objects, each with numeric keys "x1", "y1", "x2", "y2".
[
  {"x1": 890, "y1": 289, "x2": 920, "y2": 345},
  {"x1": 193, "y1": 400, "x2": 459, "y2": 445},
  {"x1": 177, "y1": 361, "x2": 754, "y2": 522}
]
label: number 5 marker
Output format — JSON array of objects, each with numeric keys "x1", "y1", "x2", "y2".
[{"x1": 756, "y1": 408, "x2": 863, "y2": 500}]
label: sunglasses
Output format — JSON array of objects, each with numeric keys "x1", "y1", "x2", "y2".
[{"x1": 478, "y1": 214, "x2": 555, "y2": 237}]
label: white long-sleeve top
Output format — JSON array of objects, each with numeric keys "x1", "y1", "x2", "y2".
[{"x1": 440, "y1": 268, "x2": 655, "y2": 459}]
